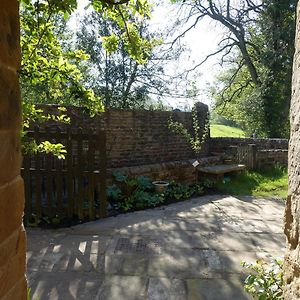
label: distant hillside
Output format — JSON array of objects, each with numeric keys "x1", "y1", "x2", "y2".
[{"x1": 210, "y1": 124, "x2": 246, "y2": 138}]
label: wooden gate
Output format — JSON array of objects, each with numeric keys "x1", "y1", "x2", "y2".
[
  {"x1": 22, "y1": 127, "x2": 107, "y2": 223},
  {"x1": 237, "y1": 144, "x2": 257, "y2": 170}
]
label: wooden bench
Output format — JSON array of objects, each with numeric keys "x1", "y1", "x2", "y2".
[
  {"x1": 198, "y1": 164, "x2": 246, "y2": 181},
  {"x1": 198, "y1": 164, "x2": 246, "y2": 175}
]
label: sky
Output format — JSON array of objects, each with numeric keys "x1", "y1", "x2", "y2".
[{"x1": 70, "y1": 0, "x2": 224, "y2": 109}]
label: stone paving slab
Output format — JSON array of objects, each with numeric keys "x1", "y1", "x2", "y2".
[{"x1": 26, "y1": 195, "x2": 285, "y2": 300}]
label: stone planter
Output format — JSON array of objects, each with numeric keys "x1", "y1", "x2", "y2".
[{"x1": 152, "y1": 180, "x2": 169, "y2": 193}]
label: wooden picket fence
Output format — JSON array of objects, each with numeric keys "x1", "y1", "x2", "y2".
[{"x1": 22, "y1": 126, "x2": 107, "y2": 223}]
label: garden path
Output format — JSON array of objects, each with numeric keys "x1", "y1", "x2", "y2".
[{"x1": 26, "y1": 195, "x2": 285, "y2": 300}]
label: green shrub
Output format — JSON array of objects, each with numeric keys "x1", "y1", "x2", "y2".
[
  {"x1": 242, "y1": 258, "x2": 283, "y2": 300},
  {"x1": 107, "y1": 172, "x2": 206, "y2": 212}
]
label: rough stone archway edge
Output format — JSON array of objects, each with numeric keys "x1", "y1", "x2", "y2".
[
  {"x1": 0, "y1": 0, "x2": 27, "y2": 299},
  {"x1": 284, "y1": 1, "x2": 300, "y2": 298}
]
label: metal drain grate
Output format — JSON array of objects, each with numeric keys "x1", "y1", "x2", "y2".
[{"x1": 114, "y1": 238, "x2": 162, "y2": 255}]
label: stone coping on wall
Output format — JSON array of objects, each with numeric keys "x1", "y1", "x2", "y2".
[{"x1": 210, "y1": 137, "x2": 288, "y2": 150}]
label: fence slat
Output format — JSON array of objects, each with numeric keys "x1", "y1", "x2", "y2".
[
  {"x1": 55, "y1": 128, "x2": 64, "y2": 215},
  {"x1": 23, "y1": 154, "x2": 31, "y2": 223},
  {"x1": 45, "y1": 127, "x2": 53, "y2": 218},
  {"x1": 34, "y1": 126, "x2": 42, "y2": 219},
  {"x1": 66, "y1": 128, "x2": 74, "y2": 218},
  {"x1": 23, "y1": 127, "x2": 107, "y2": 223},
  {"x1": 88, "y1": 132, "x2": 95, "y2": 220},
  {"x1": 77, "y1": 128, "x2": 84, "y2": 220},
  {"x1": 98, "y1": 131, "x2": 107, "y2": 218}
]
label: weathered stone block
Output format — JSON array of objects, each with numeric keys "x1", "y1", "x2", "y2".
[
  {"x1": 0, "y1": 0, "x2": 20, "y2": 69},
  {"x1": 0, "y1": 66, "x2": 22, "y2": 129},
  {"x1": 0, "y1": 237, "x2": 26, "y2": 298},
  {"x1": 0, "y1": 130, "x2": 22, "y2": 185},
  {"x1": 0, "y1": 176, "x2": 25, "y2": 242},
  {"x1": 1, "y1": 277, "x2": 27, "y2": 300},
  {"x1": 0, "y1": 227, "x2": 26, "y2": 268}
]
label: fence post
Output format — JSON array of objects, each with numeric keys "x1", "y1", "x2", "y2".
[{"x1": 248, "y1": 144, "x2": 257, "y2": 170}]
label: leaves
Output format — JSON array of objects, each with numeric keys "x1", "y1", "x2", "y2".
[
  {"x1": 242, "y1": 258, "x2": 284, "y2": 300},
  {"x1": 168, "y1": 108, "x2": 210, "y2": 155},
  {"x1": 20, "y1": 0, "x2": 153, "y2": 156}
]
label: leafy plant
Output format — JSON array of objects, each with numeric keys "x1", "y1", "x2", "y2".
[
  {"x1": 133, "y1": 190, "x2": 162, "y2": 209},
  {"x1": 112, "y1": 170, "x2": 128, "y2": 183},
  {"x1": 107, "y1": 171, "x2": 207, "y2": 213},
  {"x1": 168, "y1": 107, "x2": 210, "y2": 155},
  {"x1": 106, "y1": 184, "x2": 122, "y2": 202},
  {"x1": 164, "y1": 182, "x2": 204, "y2": 202},
  {"x1": 242, "y1": 258, "x2": 283, "y2": 300}
]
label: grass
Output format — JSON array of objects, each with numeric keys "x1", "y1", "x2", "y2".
[
  {"x1": 210, "y1": 124, "x2": 246, "y2": 138},
  {"x1": 216, "y1": 166, "x2": 288, "y2": 199}
]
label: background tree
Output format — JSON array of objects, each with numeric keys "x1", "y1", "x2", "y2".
[
  {"x1": 20, "y1": 0, "x2": 153, "y2": 155},
  {"x1": 75, "y1": 11, "x2": 169, "y2": 108},
  {"x1": 171, "y1": 0, "x2": 296, "y2": 137}
]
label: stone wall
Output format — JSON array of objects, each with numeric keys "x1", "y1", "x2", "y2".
[
  {"x1": 256, "y1": 149, "x2": 288, "y2": 169},
  {"x1": 210, "y1": 137, "x2": 288, "y2": 169},
  {"x1": 0, "y1": 1, "x2": 27, "y2": 299},
  {"x1": 284, "y1": 1, "x2": 300, "y2": 297},
  {"x1": 37, "y1": 102, "x2": 210, "y2": 170},
  {"x1": 210, "y1": 137, "x2": 288, "y2": 152}
]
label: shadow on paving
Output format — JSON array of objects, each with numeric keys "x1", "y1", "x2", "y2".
[{"x1": 26, "y1": 194, "x2": 286, "y2": 300}]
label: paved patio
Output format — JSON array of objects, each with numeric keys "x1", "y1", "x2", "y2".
[{"x1": 26, "y1": 195, "x2": 286, "y2": 300}]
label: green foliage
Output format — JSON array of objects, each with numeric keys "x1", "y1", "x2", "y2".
[
  {"x1": 107, "y1": 184, "x2": 122, "y2": 201},
  {"x1": 20, "y1": 0, "x2": 153, "y2": 156},
  {"x1": 216, "y1": 166, "x2": 288, "y2": 199},
  {"x1": 75, "y1": 9, "x2": 179, "y2": 109},
  {"x1": 20, "y1": 1, "x2": 104, "y2": 113},
  {"x1": 112, "y1": 170, "x2": 128, "y2": 182},
  {"x1": 168, "y1": 108, "x2": 210, "y2": 155},
  {"x1": 211, "y1": 0, "x2": 296, "y2": 138},
  {"x1": 23, "y1": 140, "x2": 67, "y2": 159},
  {"x1": 242, "y1": 258, "x2": 283, "y2": 300},
  {"x1": 131, "y1": 190, "x2": 162, "y2": 209},
  {"x1": 164, "y1": 182, "x2": 204, "y2": 200},
  {"x1": 22, "y1": 104, "x2": 70, "y2": 158},
  {"x1": 27, "y1": 288, "x2": 31, "y2": 300},
  {"x1": 107, "y1": 172, "x2": 206, "y2": 212}
]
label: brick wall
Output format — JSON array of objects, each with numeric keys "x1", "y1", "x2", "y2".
[
  {"x1": 38, "y1": 102, "x2": 210, "y2": 169},
  {"x1": 0, "y1": 1, "x2": 27, "y2": 299}
]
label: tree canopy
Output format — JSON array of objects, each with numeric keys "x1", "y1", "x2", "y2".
[
  {"x1": 171, "y1": 0, "x2": 296, "y2": 137},
  {"x1": 20, "y1": 0, "x2": 154, "y2": 155}
]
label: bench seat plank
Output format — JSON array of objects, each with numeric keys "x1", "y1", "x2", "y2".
[{"x1": 198, "y1": 164, "x2": 246, "y2": 175}]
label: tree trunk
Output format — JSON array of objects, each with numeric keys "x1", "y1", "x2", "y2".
[{"x1": 283, "y1": 1, "x2": 300, "y2": 297}]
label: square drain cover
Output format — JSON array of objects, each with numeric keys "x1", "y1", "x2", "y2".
[{"x1": 114, "y1": 238, "x2": 161, "y2": 255}]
